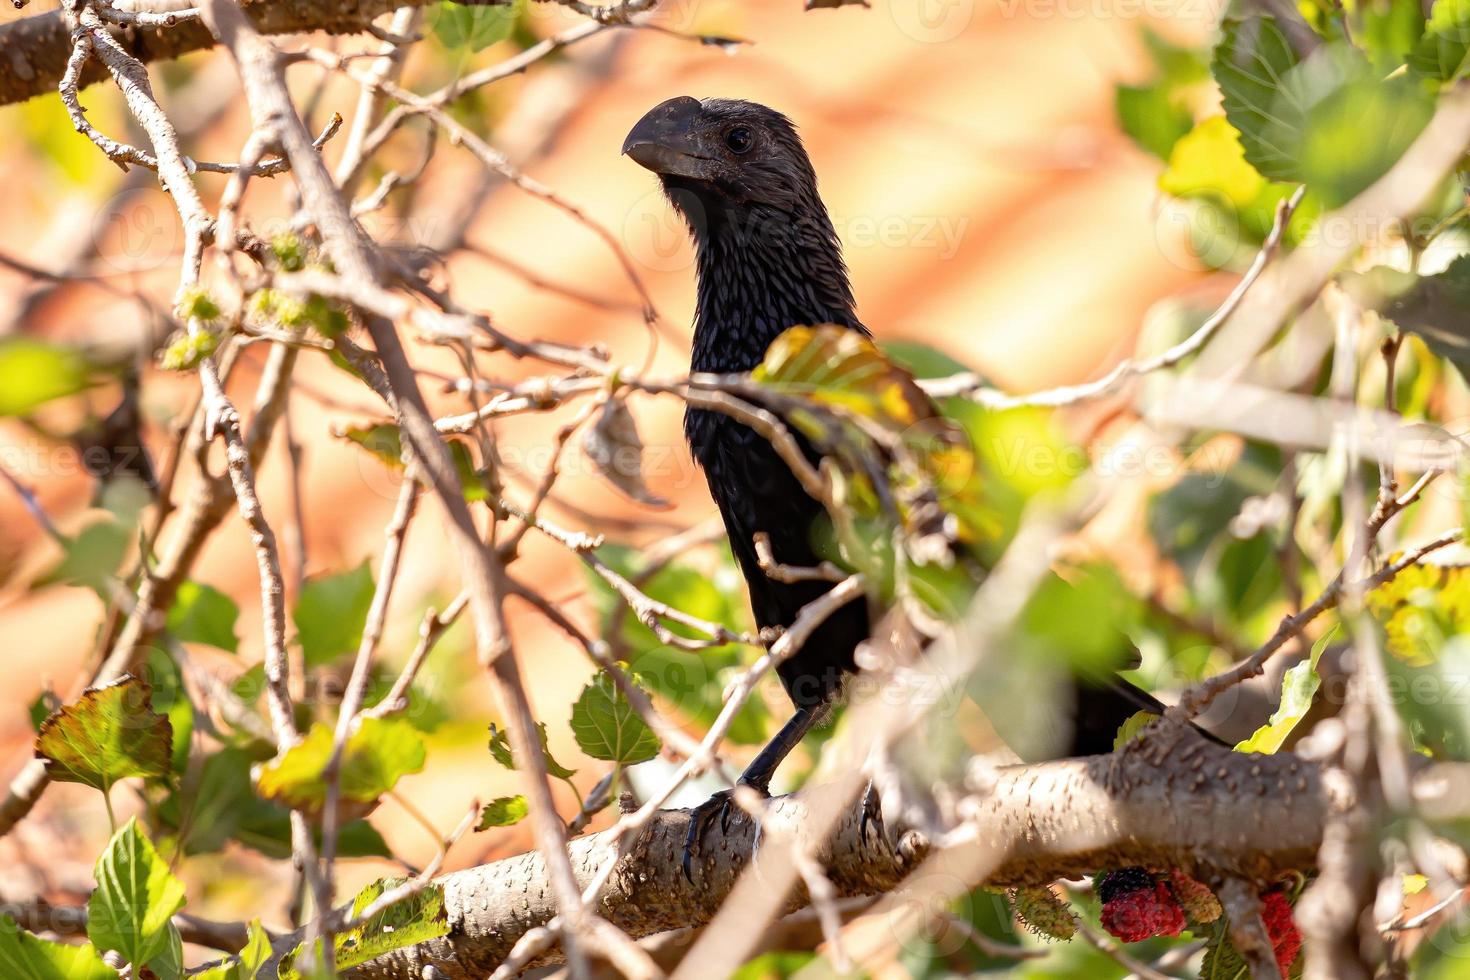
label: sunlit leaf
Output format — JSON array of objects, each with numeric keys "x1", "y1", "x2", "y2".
[
  {"x1": 0, "y1": 915, "x2": 116, "y2": 980},
  {"x1": 279, "y1": 880, "x2": 449, "y2": 978},
  {"x1": 0, "y1": 339, "x2": 94, "y2": 416},
  {"x1": 254, "y1": 717, "x2": 426, "y2": 820},
  {"x1": 35, "y1": 676, "x2": 171, "y2": 793},
  {"x1": 167, "y1": 580, "x2": 240, "y2": 653},
  {"x1": 1113, "y1": 711, "x2": 1156, "y2": 749},
  {"x1": 338, "y1": 423, "x2": 488, "y2": 501},
  {"x1": 475, "y1": 795, "x2": 529, "y2": 830},
  {"x1": 87, "y1": 819, "x2": 186, "y2": 968},
  {"x1": 487, "y1": 721, "x2": 577, "y2": 780},
  {"x1": 1368, "y1": 560, "x2": 1470, "y2": 666},
  {"x1": 570, "y1": 672, "x2": 662, "y2": 764},
  {"x1": 1236, "y1": 626, "x2": 1334, "y2": 754}
]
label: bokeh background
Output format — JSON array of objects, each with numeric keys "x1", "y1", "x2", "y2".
[{"x1": 0, "y1": 0, "x2": 1243, "y2": 944}]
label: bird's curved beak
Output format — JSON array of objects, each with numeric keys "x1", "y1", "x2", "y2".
[{"x1": 622, "y1": 96, "x2": 713, "y2": 181}]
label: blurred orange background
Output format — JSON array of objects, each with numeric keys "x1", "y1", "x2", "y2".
[{"x1": 0, "y1": 0, "x2": 1223, "y2": 931}]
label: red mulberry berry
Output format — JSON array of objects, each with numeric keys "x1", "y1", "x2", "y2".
[
  {"x1": 1261, "y1": 890, "x2": 1302, "y2": 974},
  {"x1": 1101, "y1": 882, "x2": 1187, "y2": 942}
]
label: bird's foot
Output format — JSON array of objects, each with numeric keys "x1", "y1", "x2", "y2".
[
  {"x1": 682, "y1": 780, "x2": 770, "y2": 883},
  {"x1": 859, "y1": 780, "x2": 886, "y2": 848}
]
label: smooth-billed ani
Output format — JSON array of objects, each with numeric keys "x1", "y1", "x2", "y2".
[{"x1": 623, "y1": 96, "x2": 1192, "y2": 876}]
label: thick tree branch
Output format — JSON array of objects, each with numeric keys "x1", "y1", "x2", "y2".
[
  {"x1": 305, "y1": 729, "x2": 1397, "y2": 978},
  {"x1": 0, "y1": 0, "x2": 508, "y2": 107}
]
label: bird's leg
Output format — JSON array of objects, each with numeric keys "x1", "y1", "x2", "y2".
[
  {"x1": 860, "y1": 780, "x2": 885, "y2": 847},
  {"x1": 682, "y1": 706, "x2": 818, "y2": 881}
]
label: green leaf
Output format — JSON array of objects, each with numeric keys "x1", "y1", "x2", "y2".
[
  {"x1": 0, "y1": 339, "x2": 94, "y2": 416},
  {"x1": 1408, "y1": 0, "x2": 1470, "y2": 81},
  {"x1": 487, "y1": 721, "x2": 577, "y2": 780},
  {"x1": 1356, "y1": 0, "x2": 1427, "y2": 73},
  {"x1": 0, "y1": 916, "x2": 116, "y2": 980},
  {"x1": 338, "y1": 424, "x2": 488, "y2": 502},
  {"x1": 1200, "y1": 912, "x2": 1250, "y2": 979},
  {"x1": 475, "y1": 795, "x2": 529, "y2": 830},
  {"x1": 146, "y1": 648, "x2": 193, "y2": 776},
  {"x1": 1214, "y1": 18, "x2": 1434, "y2": 206},
  {"x1": 254, "y1": 717, "x2": 426, "y2": 819},
  {"x1": 279, "y1": 880, "x2": 449, "y2": 978},
  {"x1": 1115, "y1": 29, "x2": 1207, "y2": 161},
  {"x1": 1213, "y1": 16, "x2": 1307, "y2": 183},
  {"x1": 87, "y1": 819, "x2": 187, "y2": 968},
  {"x1": 145, "y1": 923, "x2": 184, "y2": 980},
  {"x1": 1361, "y1": 255, "x2": 1470, "y2": 376},
  {"x1": 294, "y1": 562, "x2": 375, "y2": 667},
  {"x1": 35, "y1": 676, "x2": 172, "y2": 793},
  {"x1": 240, "y1": 920, "x2": 272, "y2": 980},
  {"x1": 431, "y1": 0, "x2": 521, "y2": 51},
  {"x1": 570, "y1": 672, "x2": 662, "y2": 764},
  {"x1": 167, "y1": 580, "x2": 240, "y2": 653},
  {"x1": 42, "y1": 521, "x2": 132, "y2": 595},
  {"x1": 156, "y1": 747, "x2": 393, "y2": 858},
  {"x1": 1236, "y1": 626, "x2": 1333, "y2": 753},
  {"x1": 1294, "y1": 72, "x2": 1435, "y2": 207},
  {"x1": 1116, "y1": 82, "x2": 1196, "y2": 160}
]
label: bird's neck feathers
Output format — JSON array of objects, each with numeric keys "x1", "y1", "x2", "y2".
[{"x1": 674, "y1": 185, "x2": 865, "y2": 375}]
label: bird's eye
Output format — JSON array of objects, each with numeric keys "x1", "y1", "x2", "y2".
[{"x1": 724, "y1": 126, "x2": 753, "y2": 154}]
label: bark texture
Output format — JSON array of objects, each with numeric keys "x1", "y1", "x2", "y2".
[
  {"x1": 0, "y1": 0, "x2": 507, "y2": 107},
  {"x1": 335, "y1": 731, "x2": 1338, "y2": 978}
]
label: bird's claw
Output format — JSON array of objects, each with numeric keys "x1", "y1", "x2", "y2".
[
  {"x1": 682, "y1": 782, "x2": 769, "y2": 883},
  {"x1": 860, "y1": 780, "x2": 887, "y2": 849}
]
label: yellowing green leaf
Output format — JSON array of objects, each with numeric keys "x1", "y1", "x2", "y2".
[
  {"x1": 1113, "y1": 710, "x2": 1157, "y2": 749},
  {"x1": 0, "y1": 339, "x2": 94, "y2": 416},
  {"x1": 1368, "y1": 562, "x2": 1470, "y2": 666},
  {"x1": 254, "y1": 717, "x2": 425, "y2": 820},
  {"x1": 1235, "y1": 631, "x2": 1328, "y2": 754},
  {"x1": 475, "y1": 795, "x2": 529, "y2": 830},
  {"x1": 0, "y1": 916, "x2": 116, "y2": 980},
  {"x1": 1159, "y1": 116, "x2": 1267, "y2": 207},
  {"x1": 87, "y1": 819, "x2": 187, "y2": 968},
  {"x1": 279, "y1": 880, "x2": 449, "y2": 978},
  {"x1": 570, "y1": 672, "x2": 661, "y2": 765},
  {"x1": 35, "y1": 676, "x2": 172, "y2": 793}
]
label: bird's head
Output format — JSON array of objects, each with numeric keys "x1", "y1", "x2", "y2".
[{"x1": 622, "y1": 96, "x2": 820, "y2": 219}]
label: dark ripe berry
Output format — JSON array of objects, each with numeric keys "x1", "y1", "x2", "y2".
[
  {"x1": 1100, "y1": 883, "x2": 1187, "y2": 943},
  {"x1": 1096, "y1": 866, "x2": 1156, "y2": 904}
]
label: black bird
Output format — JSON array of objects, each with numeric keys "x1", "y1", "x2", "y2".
[{"x1": 622, "y1": 96, "x2": 1193, "y2": 873}]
